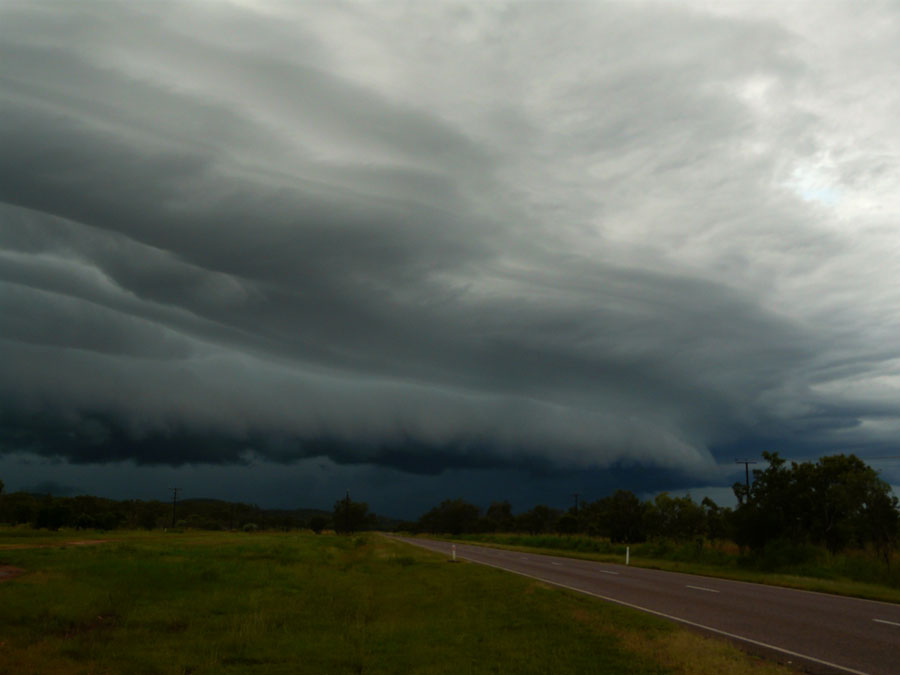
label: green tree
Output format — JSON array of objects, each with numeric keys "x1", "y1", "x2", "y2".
[
  {"x1": 701, "y1": 496, "x2": 730, "y2": 540},
  {"x1": 555, "y1": 511, "x2": 579, "y2": 534},
  {"x1": 485, "y1": 500, "x2": 515, "y2": 532},
  {"x1": 732, "y1": 452, "x2": 899, "y2": 554},
  {"x1": 863, "y1": 489, "x2": 900, "y2": 565},
  {"x1": 731, "y1": 452, "x2": 797, "y2": 550},
  {"x1": 582, "y1": 490, "x2": 646, "y2": 543},
  {"x1": 333, "y1": 494, "x2": 370, "y2": 534},
  {"x1": 515, "y1": 504, "x2": 560, "y2": 535},
  {"x1": 34, "y1": 498, "x2": 72, "y2": 531},
  {"x1": 417, "y1": 499, "x2": 481, "y2": 535},
  {"x1": 807, "y1": 454, "x2": 893, "y2": 553},
  {"x1": 644, "y1": 493, "x2": 706, "y2": 541}
]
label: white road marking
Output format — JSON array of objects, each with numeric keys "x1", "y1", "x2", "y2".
[
  {"x1": 551, "y1": 562, "x2": 562, "y2": 566},
  {"x1": 392, "y1": 537, "x2": 880, "y2": 675},
  {"x1": 447, "y1": 556, "x2": 869, "y2": 675},
  {"x1": 519, "y1": 556, "x2": 528, "y2": 560},
  {"x1": 599, "y1": 570, "x2": 620, "y2": 575},
  {"x1": 686, "y1": 585, "x2": 719, "y2": 593},
  {"x1": 873, "y1": 618, "x2": 900, "y2": 627}
]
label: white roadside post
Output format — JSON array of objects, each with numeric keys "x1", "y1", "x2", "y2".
[
  {"x1": 452, "y1": 544, "x2": 457, "y2": 562},
  {"x1": 626, "y1": 546, "x2": 630, "y2": 566}
]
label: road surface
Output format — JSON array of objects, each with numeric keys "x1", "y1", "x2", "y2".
[{"x1": 392, "y1": 536, "x2": 900, "y2": 675}]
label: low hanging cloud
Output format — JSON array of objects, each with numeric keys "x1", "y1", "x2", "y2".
[{"x1": 2, "y1": 0, "x2": 900, "y2": 485}]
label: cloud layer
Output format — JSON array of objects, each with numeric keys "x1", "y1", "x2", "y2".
[{"x1": 2, "y1": 0, "x2": 900, "y2": 491}]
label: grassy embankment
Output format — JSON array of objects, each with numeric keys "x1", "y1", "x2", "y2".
[
  {"x1": 446, "y1": 533, "x2": 900, "y2": 604},
  {"x1": 0, "y1": 528, "x2": 794, "y2": 674}
]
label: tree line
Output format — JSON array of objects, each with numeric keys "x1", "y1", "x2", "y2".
[
  {"x1": 0, "y1": 488, "x2": 335, "y2": 532},
  {"x1": 412, "y1": 453, "x2": 899, "y2": 558},
  {"x1": 2, "y1": 452, "x2": 897, "y2": 559}
]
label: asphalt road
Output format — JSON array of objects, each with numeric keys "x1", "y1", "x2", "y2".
[{"x1": 392, "y1": 536, "x2": 900, "y2": 675}]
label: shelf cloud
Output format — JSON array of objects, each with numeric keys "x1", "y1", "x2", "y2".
[{"x1": 2, "y1": 1, "x2": 899, "y2": 508}]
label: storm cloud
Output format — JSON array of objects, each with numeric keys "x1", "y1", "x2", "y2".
[{"x1": 2, "y1": 0, "x2": 900, "y2": 506}]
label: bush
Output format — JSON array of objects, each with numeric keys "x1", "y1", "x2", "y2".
[
  {"x1": 742, "y1": 538, "x2": 822, "y2": 572},
  {"x1": 308, "y1": 516, "x2": 327, "y2": 534}
]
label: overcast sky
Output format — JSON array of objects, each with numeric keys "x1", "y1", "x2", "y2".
[{"x1": 1, "y1": 0, "x2": 899, "y2": 517}]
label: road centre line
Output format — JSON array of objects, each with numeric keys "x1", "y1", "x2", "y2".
[
  {"x1": 440, "y1": 535, "x2": 897, "y2": 607},
  {"x1": 454, "y1": 555, "x2": 869, "y2": 675},
  {"x1": 686, "y1": 585, "x2": 719, "y2": 593},
  {"x1": 599, "y1": 570, "x2": 620, "y2": 575},
  {"x1": 551, "y1": 561, "x2": 562, "y2": 565},
  {"x1": 419, "y1": 538, "x2": 900, "y2": 607},
  {"x1": 872, "y1": 618, "x2": 900, "y2": 627}
]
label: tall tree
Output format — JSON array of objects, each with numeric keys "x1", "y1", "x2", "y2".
[
  {"x1": 333, "y1": 493, "x2": 370, "y2": 534},
  {"x1": 485, "y1": 500, "x2": 515, "y2": 532},
  {"x1": 645, "y1": 493, "x2": 706, "y2": 541},
  {"x1": 417, "y1": 499, "x2": 481, "y2": 535},
  {"x1": 515, "y1": 504, "x2": 559, "y2": 535},
  {"x1": 732, "y1": 452, "x2": 900, "y2": 553},
  {"x1": 578, "y1": 491, "x2": 647, "y2": 542}
]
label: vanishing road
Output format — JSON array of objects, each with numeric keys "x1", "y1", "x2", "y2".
[{"x1": 393, "y1": 537, "x2": 900, "y2": 675}]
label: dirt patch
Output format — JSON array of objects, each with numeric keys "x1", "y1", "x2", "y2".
[
  {"x1": 0, "y1": 539, "x2": 111, "y2": 550},
  {"x1": 63, "y1": 539, "x2": 108, "y2": 546},
  {"x1": 0, "y1": 565, "x2": 25, "y2": 582}
]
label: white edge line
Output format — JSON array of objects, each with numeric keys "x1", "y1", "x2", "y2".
[
  {"x1": 872, "y1": 618, "x2": 900, "y2": 627},
  {"x1": 600, "y1": 570, "x2": 620, "y2": 575},
  {"x1": 405, "y1": 536, "x2": 900, "y2": 609},
  {"x1": 445, "y1": 553, "x2": 871, "y2": 675},
  {"x1": 686, "y1": 585, "x2": 720, "y2": 593}
]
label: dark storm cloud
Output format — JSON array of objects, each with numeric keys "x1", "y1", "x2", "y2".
[
  {"x1": 2, "y1": 0, "x2": 900, "y2": 494},
  {"x1": 24, "y1": 481, "x2": 78, "y2": 497}
]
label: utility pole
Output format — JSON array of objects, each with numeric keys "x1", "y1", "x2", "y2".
[
  {"x1": 338, "y1": 489, "x2": 351, "y2": 533},
  {"x1": 169, "y1": 487, "x2": 181, "y2": 528},
  {"x1": 572, "y1": 492, "x2": 581, "y2": 532},
  {"x1": 735, "y1": 459, "x2": 757, "y2": 490}
]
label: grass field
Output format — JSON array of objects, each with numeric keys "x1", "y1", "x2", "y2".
[
  {"x1": 0, "y1": 528, "x2": 794, "y2": 674},
  {"x1": 446, "y1": 533, "x2": 900, "y2": 604}
]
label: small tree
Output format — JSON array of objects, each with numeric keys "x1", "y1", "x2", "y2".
[{"x1": 309, "y1": 515, "x2": 328, "y2": 534}]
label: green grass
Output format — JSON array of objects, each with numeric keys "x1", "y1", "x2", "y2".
[
  {"x1": 444, "y1": 533, "x2": 900, "y2": 604},
  {"x1": 0, "y1": 529, "x2": 792, "y2": 674}
]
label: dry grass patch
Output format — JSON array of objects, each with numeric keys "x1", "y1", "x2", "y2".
[
  {"x1": 617, "y1": 628, "x2": 793, "y2": 675},
  {"x1": 569, "y1": 602, "x2": 796, "y2": 675}
]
